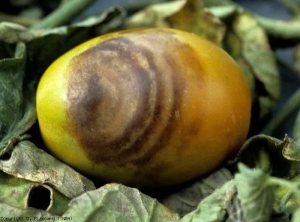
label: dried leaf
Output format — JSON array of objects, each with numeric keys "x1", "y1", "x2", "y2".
[
  {"x1": 124, "y1": 0, "x2": 186, "y2": 28},
  {"x1": 181, "y1": 180, "x2": 236, "y2": 222},
  {"x1": 0, "y1": 42, "x2": 36, "y2": 155},
  {"x1": 63, "y1": 183, "x2": 180, "y2": 222},
  {"x1": 0, "y1": 170, "x2": 70, "y2": 215},
  {"x1": 225, "y1": 192, "x2": 245, "y2": 222},
  {"x1": 0, "y1": 140, "x2": 95, "y2": 199},
  {"x1": 0, "y1": 22, "x2": 35, "y2": 43},
  {"x1": 166, "y1": 0, "x2": 225, "y2": 44},
  {"x1": 28, "y1": 184, "x2": 70, "y2": 215},
  {"x1": 0, "y1": 170, "x2": 32, "y2": 209},
  {"x1": 124, "y1": 0, "x2": 226, "y2": 45},
  {"x1": 160, "y1": 168, "x2": 233, "y2": 217},
  {"x1": 235, "y1": 163, "x2": 275, "y2": 222},
  {"x1": 232, "y1": 134, "x2": 288, "y2": 177},
  {"x1": 282, "y1": 135, "x2": 300, "y2": 161}
]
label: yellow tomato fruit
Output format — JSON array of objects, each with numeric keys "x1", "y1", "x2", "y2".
[{"x1": 36, "y1": 28, "x2": 251, "y2": 189}]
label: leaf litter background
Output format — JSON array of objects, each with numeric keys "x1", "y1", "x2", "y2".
[{"x1": 0, "y1": 0, "x2": 300, "y2": 221}]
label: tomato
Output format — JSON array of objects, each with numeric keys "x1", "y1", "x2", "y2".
[{"x1": 36, "y1": 28, "x2": 251, "y2": 189}]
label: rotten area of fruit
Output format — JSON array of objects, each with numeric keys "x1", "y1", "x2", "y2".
[{"x1": 0, "y1": 0, "x2": 300, "y2": 221}]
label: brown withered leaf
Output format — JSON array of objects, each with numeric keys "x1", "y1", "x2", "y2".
[
  {"x1": 166, "y1": 0, "x2": 225, "y2": 44},
  {"x1": 124, "y1": 0, "x2": 186, "y2": 28},
  {"x1": 124, "y1": 0, "x2": 226, "y2": 45},
  {"x1": 282, "y1": 135, "x2": 300, "y2": 161}
]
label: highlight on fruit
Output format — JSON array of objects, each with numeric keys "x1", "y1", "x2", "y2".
[{"x1": 36, "y1": 28, "x2": 251, "y2": 189}]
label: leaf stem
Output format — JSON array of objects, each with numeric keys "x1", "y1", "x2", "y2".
[
  {"x1": 122, "y1": 0, "x2": 169, "y2": 14},
  {"x1": 267, "y1": 177, "x2": 300, "y2": 196},
  {"x1": 260, "y1": 88, "x2": 300, "y2": 135},
  {"x1": 30, "y1": 0, "x2": 96, "y2": 30},
  {"x1": 267, "y1": 178, "x2": 300, "y2": 210},
  {"x1": 256, "y1": 15, "x2": 300, "y2": 39},
  {"x1": 280, "y1": 189, "x2": 295, "y2": 207},
  {"x1": 0, "y1": 12, "x2": 39, "y2": 27}
]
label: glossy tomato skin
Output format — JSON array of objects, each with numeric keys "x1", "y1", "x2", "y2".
[{"x1": 36, "y1": 28, "x2": 251, "y2": 189}]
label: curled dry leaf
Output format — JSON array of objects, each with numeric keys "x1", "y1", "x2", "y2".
[
  {"x1": 124, "y1": 0, "x2": 226, "y2": 45},
  {"x1": 124, "y1": 0, "x2": 187, "y2": 28},
  {"x1": 0, "y1": 140, "x2": 95, "y2": 199},
  {"x1": 181, "y1": 180, "x2": 236, "y2": 222},
  {"x1": 282, "y1": 135, "x2": 300, "y2": 161},
  {"x1": 165, "y1": 0, "x2": 225, "y2": 45},
  {"x1": 232, "y1": 134, "x2": 286, "y2": 177},
  {"x1": 0, "y1": 170, "x2": 33, "y2": 209},
  {"x1": 27, "y1": 184, "x2": 69, "y2": 215},
  {"x1": 159, "y1": 168, "x2": 233, "y2": 217},
  {"x1": 0, "y1": 42, "x2": 37, "y2": 155},
  {"x1": 0, "y1": 170, "x2": 69, "y2": 215}
]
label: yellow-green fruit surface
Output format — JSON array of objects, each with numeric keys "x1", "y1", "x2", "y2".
[{"x1": 36, "y1": 28, "x2": 251, "y2": 189}]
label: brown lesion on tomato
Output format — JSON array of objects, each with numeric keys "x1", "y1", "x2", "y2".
[{"x1": 65, "y1": 30, "x2": 204, "y2": 166}]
